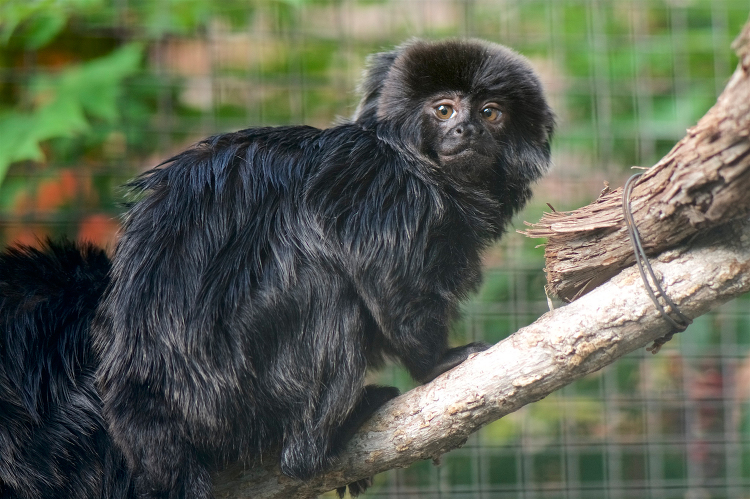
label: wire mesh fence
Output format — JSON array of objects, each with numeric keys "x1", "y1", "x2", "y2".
[{"x1": 2, "y1": 0, "x2": 750, "y2": 497}]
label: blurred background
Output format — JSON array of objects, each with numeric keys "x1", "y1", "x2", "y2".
[{"x1": 2, "y1": 0, "x2": 750, "y2": 497}]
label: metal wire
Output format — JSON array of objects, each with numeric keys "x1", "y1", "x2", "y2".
[{"x1": 621, "y1": 172, "x2": 692, "y2": 353}]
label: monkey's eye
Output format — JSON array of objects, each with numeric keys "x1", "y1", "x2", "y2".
[
  {"x1": 481, "y1": 106, "x2": 502, "y2": 122},
  {"x1": 434, "y1": 104, "x2": 455, "y2": 120}
]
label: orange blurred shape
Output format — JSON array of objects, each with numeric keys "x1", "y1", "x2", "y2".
[
  {"x1": 77, "y1": 214, "x2": 119, "y2": 249},
  {"x1": 36, "y1": 178, "x2": 66, "y2": 212},
  {"x1": 35, "y1": 169, "x2": 79, "y2": 212},
  {"x1": 59, "y1": 169, "x2": 78, "y2": 198}
]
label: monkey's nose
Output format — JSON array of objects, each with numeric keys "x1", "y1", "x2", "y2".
[{"x1": 453, "y1": 123, "x2": 482, "y2": 137}]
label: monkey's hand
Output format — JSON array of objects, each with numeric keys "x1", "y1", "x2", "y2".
[{"x1": 420, "y1": 342, "x2": 491, "y2": 383}]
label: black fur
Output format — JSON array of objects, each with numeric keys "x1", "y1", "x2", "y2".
[
  {"x1": 0, "y1": 39, "x2": 554, "y2": 499},
  {"x1": 94, "y1": 38, "x2": 554, "y2": 498},
  {"x1": 0, "y1": 240, "x2": 134, "y2": 499}
]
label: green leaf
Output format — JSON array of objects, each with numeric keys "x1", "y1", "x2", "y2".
[
  {"x1": 20, "y1": 11, "x2": 66, "y2": 49},
  {"x1": 0, "y1": 43, "x2": 143, "y2": 184},
  {"x1": 44, "y1": 43, "x2": 143, "y2": 122},
  {"x1": 0, "y1": 112, "x2": 44, "y2": 181},
  {"x1": 0, "y1": 0, "x2": 105, "y2": 46}
]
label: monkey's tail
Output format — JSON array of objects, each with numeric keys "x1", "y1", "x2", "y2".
[{"x1": 0, "y1": 238, "x2": 135, "y2": 499}]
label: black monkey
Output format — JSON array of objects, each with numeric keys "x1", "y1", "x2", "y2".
[
  {"x1": 93, "y1": 38, "x2": 554, "y2": 498},
  {"x1": 0, "y1": 39, "x2": 554, "y2": 499},
  {"x1": 0, "y1": 240, "x2": 134, "y2": 499}
]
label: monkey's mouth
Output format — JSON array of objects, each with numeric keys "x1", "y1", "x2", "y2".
[
  {"x1": 439, "y1": 137, "x2": 496, "y2": 158},
  {"x1": 439, "y1": 146, "x2": 492, "y2": 161}
]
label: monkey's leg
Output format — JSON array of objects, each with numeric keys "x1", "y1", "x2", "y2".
[
  {"x1": 278, "y1": 291, "x2": 387, "y2": 483},
  {"x1": 333, "y1": 385, "x2": 400, "y2": 446},
  {"x1": 279, "y1": 379, "x2": 372, "y2": 483},
  {"x1": 277, "y1": 366, "x2": 367, "y2": 479}
]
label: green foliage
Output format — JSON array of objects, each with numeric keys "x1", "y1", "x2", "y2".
[
  {"x1": 0, "y1": 0, "x2": 103, "y2": 47},
  {"x1": 0, "y1": 43, "x2": 142, "y2": 182}
]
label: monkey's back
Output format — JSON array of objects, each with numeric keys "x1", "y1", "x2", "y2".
[{"x1": 94, "y1": 125, "x2": 406, "y2": 458}]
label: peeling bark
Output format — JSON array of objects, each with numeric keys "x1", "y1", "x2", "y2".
[
  {"x1": 521, "y1": 20, "x2": 750, "y2": 302},
  {"x1": 212, "y1": 220, "x2": 750, "y2": 498}
]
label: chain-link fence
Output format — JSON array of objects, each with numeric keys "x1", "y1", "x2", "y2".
[{"x1": 2, "y1": 0, "x2": 750, "y2": 497}]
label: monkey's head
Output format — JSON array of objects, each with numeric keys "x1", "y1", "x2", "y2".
[{"x1": 354, "y1": 39, "x2": 555, "y2": 204}]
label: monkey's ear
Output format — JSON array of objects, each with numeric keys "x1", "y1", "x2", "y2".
[
  {"x1": 352, "y1": 50, "x2": 399, "y2": 126},
  {"x1": 352, "y1": 38, "x2": 427, "y2": 126}
]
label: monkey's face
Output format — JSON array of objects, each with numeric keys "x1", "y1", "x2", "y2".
[
  {"x1": 421, "y1": 93, "x2": 506, "y2": 174},
  {"x1": 364, "y1": 39, "x2": 555, "y2": 190}
]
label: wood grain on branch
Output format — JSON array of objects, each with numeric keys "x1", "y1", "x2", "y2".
[
  {"x1": 521, "y1": 20, "x2": 750, "y2": 302},
  {"x1": 213, "y1": 220, "x2": 750, "y2": 498}
]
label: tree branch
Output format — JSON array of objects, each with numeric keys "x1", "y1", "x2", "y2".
[{"x1": 212, "y1": 219, "x2": 750, "y2": 498}]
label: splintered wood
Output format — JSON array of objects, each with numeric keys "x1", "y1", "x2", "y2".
[{"x1": 522, "y1": 21, "x2": 750, "y2": 303}]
